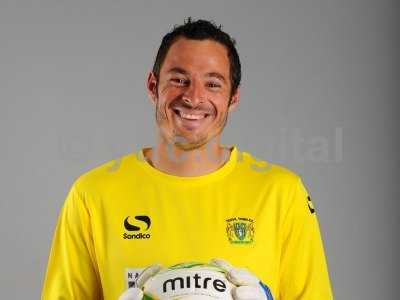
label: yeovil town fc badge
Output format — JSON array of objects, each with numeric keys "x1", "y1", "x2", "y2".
[{"x1": 226, "y1": 217, "x2": 255, "y2": 244}]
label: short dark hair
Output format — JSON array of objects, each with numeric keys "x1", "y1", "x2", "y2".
[{"x1": 152, "y1": 18, "x2": 241, "y2": 97}]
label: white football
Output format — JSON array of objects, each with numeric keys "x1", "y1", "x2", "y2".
[{"x1": 142, "y1": 262, "x2": 235, "y2": 300}]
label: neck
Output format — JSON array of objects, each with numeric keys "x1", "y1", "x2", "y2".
[{"x1": 144, "y1": 136, "x2": 231, "y2": 177}]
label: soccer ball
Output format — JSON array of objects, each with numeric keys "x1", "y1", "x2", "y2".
[{"x1": 142, "y1": 262, "x2": 235, "y2": 300}]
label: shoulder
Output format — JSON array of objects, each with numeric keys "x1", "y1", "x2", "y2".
[
  {"x1": 236, "y1": 148, "x2": 310, "y2": 212},
  {"x1": 70, "y1": 151, "x2": 139, "y2": 195},
  {"x1": 236, "y1": 148, "x2": 302, "y2": 186}
]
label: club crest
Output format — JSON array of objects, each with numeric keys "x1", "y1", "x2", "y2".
[{"x1": 226, "y1": 217, "x2": 255, "y2": 244}]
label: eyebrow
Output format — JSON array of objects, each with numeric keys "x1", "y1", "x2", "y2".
[
  {"x1": 167, "y1": 67, "x2": 189, "y2": 76},
  {"x1": 167, "y1": 67, "x2": 227, "y2": 83},
  {"x1": 206, "y1": 72, "x2": 226, "y2": 83}
]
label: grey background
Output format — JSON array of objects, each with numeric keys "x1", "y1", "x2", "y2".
[{"x1": 1, "y1": 0, "x2": 398, "y2": 299}]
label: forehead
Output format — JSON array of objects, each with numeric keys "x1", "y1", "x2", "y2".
[{"x1": 160, "y1": 38, "x2": 230, "y2": 76}]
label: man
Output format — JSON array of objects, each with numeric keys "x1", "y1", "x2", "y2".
[{"x1": 42, "y1": 18, "x2": 334, "y2": 299}]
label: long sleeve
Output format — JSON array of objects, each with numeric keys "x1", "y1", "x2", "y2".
[
  {"x1": 278, "y1": 178, "x2": 334, "y2": 299},
  {"x1": 41, "y1": 183, "x2": 103, "y2": 300}
]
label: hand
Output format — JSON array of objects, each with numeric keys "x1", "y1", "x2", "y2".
[
  {"x1": 210, "y1": 258, "x2": 273, "y2": 300},
  {"x1": 118, "y1": 264, "x2": 162, "y2": 300}
]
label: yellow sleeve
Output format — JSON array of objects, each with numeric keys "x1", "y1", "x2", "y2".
[
  {"x1": 41, "y1": 183, "x2": 103, "y2": 300},
  {"x1": 279, "y1": 178, "x2": 334, "y2": 299}
]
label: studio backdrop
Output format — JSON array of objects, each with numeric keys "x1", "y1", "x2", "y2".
[{"x1": 0, "y1": 0, "x2": 398, "y2": 299}]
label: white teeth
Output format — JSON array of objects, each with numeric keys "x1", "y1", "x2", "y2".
[{"x1": 179, "y1": 112, "x2": 206, "y2": 120}]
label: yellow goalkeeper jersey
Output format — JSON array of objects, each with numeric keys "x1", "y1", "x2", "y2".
[{"x1": 41, "y1": 145, "x2": 333, "y2": 300}]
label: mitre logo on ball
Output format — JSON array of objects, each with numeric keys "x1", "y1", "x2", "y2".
[{"x1": 142, "y1": 262, "x2": 235, "y2": 300}]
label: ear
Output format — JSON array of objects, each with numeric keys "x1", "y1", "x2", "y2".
[
  {"x1": 146, "y1": 71, "x2": 158, "y2": 105},
  {"x1": 228, "y1": 87, "x2": 240, "y2": 112}
]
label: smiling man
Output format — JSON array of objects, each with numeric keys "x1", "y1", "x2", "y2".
[
  {"x1": 145, "y1": 28, "x2": 240, "y2": 175},
  {"x1": 41, "y1": 19, "x2": 334, "y2": 300}
]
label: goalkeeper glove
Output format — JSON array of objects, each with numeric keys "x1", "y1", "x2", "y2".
[{"x1": 210, "y1": 258, "x2": 274, "y2": 300}]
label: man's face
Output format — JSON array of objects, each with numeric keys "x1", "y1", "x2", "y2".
[{"x1": 147, "y1": 37, "x2": 240, "y2": 150}]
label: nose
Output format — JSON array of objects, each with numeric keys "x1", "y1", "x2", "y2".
[{"x1": 182, "y1": 79, "x2": 204, "y2": 107}]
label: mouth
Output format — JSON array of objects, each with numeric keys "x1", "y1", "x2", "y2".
[
  {"x1": 172, "y1": 109, "x2": 210, "y2": 119},
  {"x1": 171, "y1": 108, "x2": 212, "y2": 130}
]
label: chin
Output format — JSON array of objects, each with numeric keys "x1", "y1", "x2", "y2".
[
  {"x1": 171, "y1": 134, "x2": 208, "y2": 151},
  {"x1": 160, "y1": 124, "x2": 220, "y2": 151}
]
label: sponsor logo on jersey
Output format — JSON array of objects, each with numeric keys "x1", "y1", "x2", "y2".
[
  {"x1": 125, "y1": 267, "x2": 145, "y2": 288},
  {"x1": 123, "y1": 215, "x2": 151, "y2": 240},
  {"x1": 226, "y1": 217, "x2": 255, "y2": 244},
  {"x1": 307, "y1": 196, "x2": 315, "y2": 214}
]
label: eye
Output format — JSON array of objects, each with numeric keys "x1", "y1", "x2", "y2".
[
  {"x1": 207, "y1": 82, "x2": 221, "y2": 89},
  {"x1": 171, "y1": 78, "x2": 189, "y2": 86}
]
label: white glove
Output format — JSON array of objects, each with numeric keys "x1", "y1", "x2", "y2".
[
  {"x1": 210, "y1": 258, "x2": 273, "y2": 300},
  {"x1": 118, "y1": 264, "x2": 162, "y2": 300}
]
